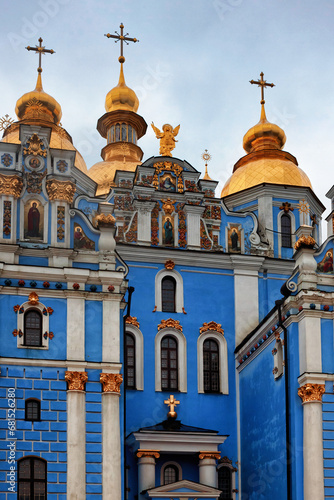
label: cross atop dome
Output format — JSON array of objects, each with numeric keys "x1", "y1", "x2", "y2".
[
  {"x1": 250, "y1": 71, "x2": 275, "y2": 105},
  {"x1": 105, "y1": 23, "x2": 139, "y2": 64},
  {"x1": 26, "y1": 37, "x2": 55, "y2": 75}
]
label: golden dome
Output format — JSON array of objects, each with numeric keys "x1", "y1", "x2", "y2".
[
  {"x1": 89, "y1": 159, "x2": 140, "y2": 196},
  {"x1": 221, "y1": 104, "x2": 312, "y2": 197},
  {"x1": 105, "y1": 63, "x2": 139, "y2": 113},
  {"x1": 2, "y1": 123, "x2": 87, "y2": 173},
  {"x1": 15, "y1": 73, "x2": 62, "y2": 125}
]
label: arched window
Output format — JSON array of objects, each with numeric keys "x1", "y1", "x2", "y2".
[
  {"x1": 161, "y1": 335, "x2": 178, "y2": 391},
  {"x1": 24, "y1": 310, "x2": 42, "y2": 347},
  {"x1": 25, "y1": 399, "x2": 41, "y2": 421},
  {"x1": 281, "y1": 214, "x2": 291, "y2": 248},
  {"x1": 125, "y1": 333, "x2": 136, "y2": 389},
  {"x1": 161, "y1": 277, "x2": 176, "y2": 313},
  {"x1": 218, "y1": 466, "x2": 232, "y2": 499},
  {"x1": 164, "y1": 464, "x2": 179, "y2": 485},
  {"x1": 18, "y1": 457, "x2": 47, "y2": 499},
  {"x1": 203, "y1": 339, "x2": 220, "y2": 393}
]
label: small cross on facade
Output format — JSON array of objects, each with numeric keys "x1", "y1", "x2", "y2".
[
  {"x1": 164, "y1": 394, "x2": 180, "y2": 419},
  {"x1": 26, "y1": 37, "x2": 55, "y2": 74},
  {"x1": 105, "y1": 23, "x2": 139, "y2": 63},
  {"x1": 250, "y1": 72, "x2": 275, "y2": 105}
]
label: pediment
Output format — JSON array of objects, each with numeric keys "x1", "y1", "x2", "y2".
[{"x1": 146, "y1": 479, "x2": 221, "y2": 498}]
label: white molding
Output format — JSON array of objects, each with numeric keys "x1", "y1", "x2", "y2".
[
  {"x1": 0, "y1": 357, "x2": 122, "y2": 370},
  {"x1": 16, "y1": 299, "x2": 49, "y2": 349},
  {"x1": 160, "y1": 461, "x2": 182, "y2": 485},
  {"x1": 131, "y1": 431, "x2": 226, "y2": 452},
  {"x1": 126, "y1": 324, "x2": 144, "y2": 390},
  {"x1": 155, "y1": 269, "x2": 184, "y2": 313},
  {"x1": 155, "y1": 327, "x2": 187, "y2": 393},
  {"x1": 197, "y1": 331, "x2": 228, "y2": 394}
]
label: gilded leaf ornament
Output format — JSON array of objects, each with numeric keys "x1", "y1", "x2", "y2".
[
  {"x1": 28, "y1": 292, "x2": 39, "y2": 305},
  {"x1": 294, "y1": 235, "x2": 316, "y2": 251},
  {"x1": 23, "y1": 133, "x2": 46, "y2": 157},
  {"x1": 65, "y1": 371, "x2": 88, "y2": 391},
  {"x1": 46, "y1": 179, "x2": 76, "y2": 203},
  {"x1": 100, "y1": 373, "x2": 123, "y2": 393},
  {"x1": 136, "y1": 449, "x2": 160, "y2": 459},
  {"x1": 199, "y1": 451, "x2": 221, "y2": 460},
  {"x1": 164, "y1": 259, "x2": 175, "y2": 270},
  {"x1": 199, "y1": 321, "x2": 224, "y2": 335},
  {"x1": 125, "y1": 316, "x2": 140, "y2": 328},
  {"x1": 298, "y1": 383, "x2": 325, "y2": 403},
  {"x1": 0, "y1": 174, "x2": 23, "y2": 198},
  {"x1": 158, "y1": 318, "x2": 182, "y2": 332}
]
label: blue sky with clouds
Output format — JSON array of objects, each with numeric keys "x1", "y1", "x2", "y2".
[{"x1": 1, "y1": 0, "x2": 334, "y2": 232}]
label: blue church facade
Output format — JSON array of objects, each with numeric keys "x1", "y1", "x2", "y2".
[{"x1": 0, "y1": 34, "x2": 333, "y2": 500}]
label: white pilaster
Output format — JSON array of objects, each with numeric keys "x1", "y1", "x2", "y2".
[
  {"x1": 67, "y1": 297, "x2": 85, "y2": 361},
  {"x1": 184, "y1": 205, "x2": 205, "y2": 250},
  {"x1": 134, "y1": 201, "x2": 155, "y2": 246},
  {"x1": 234, "y1": 268, "x2": 259, "y2": 345},
  {"x1": 102, "y1": 299, "x2": 120, "y2": 363},
  {"x1": 258, "y1": 194, "x2": 273, "y2": 249},
  {"x1": 298, "y1": 315, "x2": 322, "y2": 374}
]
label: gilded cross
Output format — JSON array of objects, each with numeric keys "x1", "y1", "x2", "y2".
[
  {"x1": 105, "y1": 23, "x2": 139, "y2": 63},
  {"x1": 26, "y1": 37, "x2": 55, "y2": 74},
  {"x1": 250, "y1": 72, "x2": 275, "y2": 105},
  {"x1": 164, "y1": 394, "x2": 180, "y2": 419}
]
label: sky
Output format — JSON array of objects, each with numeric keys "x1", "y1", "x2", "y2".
[{"x1": 0, "y1": 0, "x2": 334, "y2": 237}]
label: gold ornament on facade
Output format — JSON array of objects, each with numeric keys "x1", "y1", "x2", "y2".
[
  {"x1": 164, "y1": 259, "x2": 175, "y2": 270},
  {"x1": 25, "y1": 97, "x2": 44, "y2": 118},
  {"x1": 297, "y1": 199, "x2": 310, "y2": 214},
  {"x1": 28, "y1": 292, "x2": 39, "y2": 305},
  {"x1": 151, "y1": 123, "x2": 180, "y2": 156},
  {"x1": 158, "y1": 318, "x2": 183, "y2": 332},
  {"x1": 46, "y1": 179, "x2": 76, "y2": 203},
  {"x1": 202, "y1": 149, "x2": 213, "y2": 181},
  {"x1": 199, "y1": 321, "x2": 224, "y2": 335},
  {"x1": 0, "y1": 174, "x2": 23, "y2": 198},
  {"x1": 298, "y1": 383, "x2": 325, "y2": 404},
  {"x1": 153, "y1": 161, "x2": 184, "y2": 192},
  {"x1": 23, "y1": 133, "x2": 46, "y2": 157},
  {"x1": 294, "y1": 235, "x2": 316, "y2": 251},
  {"x1": 164, "y1": 394, "x2": 180, "y2": 419},
  {"x1": 95, "y1": 213, "x2": 116, "y2": 227},
  {"x1": 199, "y1": 451, "x2": 221, "y2": 460},
  {"x1": 65, "y1": 371, "x2": 88, "y2": 391},
  {"x1": 136, "y1": 449, "x2": 160, "y2": 459},
  {"x1": 162, "y1": 198, "x2": 176, "y2": 215},
  {"x1": 0, "y1": 114, "x2": 14, "y2": 131},
  {"x1": 279, "y1": 202, "x2": 294, "y2": 213},
  {"x1": 100, "y1": 373, "x2": 123, "y2": 393},
  {"x1": 125, "y1": 316, "x2": 140, "y2": 328}
]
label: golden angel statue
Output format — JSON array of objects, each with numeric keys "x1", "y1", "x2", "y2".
[{"x1": 151, "y1": 122, "x2": 180, "y2": 157}]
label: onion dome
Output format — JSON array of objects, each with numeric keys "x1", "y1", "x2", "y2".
[
  {"x1": 15, "y1": 72, "x2": 62, "y2": 125},
  {"x1": 105, "y1": 63, "x2": 139, "y2": 113},
  {"x1": 221, "y1": 104, "x2": 312, "y2": 197}
]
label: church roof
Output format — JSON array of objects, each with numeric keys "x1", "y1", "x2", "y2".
[{"x1": 137, "y1": 419, "x2": 219, "y2": 434}]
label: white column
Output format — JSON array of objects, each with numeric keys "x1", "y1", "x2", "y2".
[
  {"x1": 298, "y1": 384, "x2": 325, "y2": 500},
  {"x1": 298, "y1": 315, "x2": 322, "y2": 374},
  {"x1": 102, "y1": 300, "x2": 120, "y2": 363},
  {"x1": 100, "y1": 373, "x2": 123, "y2": 500},
  {"x1": 199, "y1": 452, "x2": 220, "y2": 487},
  {"x1": 67, "y1": 297, "x2": 85, "y2": 361},
  {"x1": 137, "y1": 450, "x2": 160, "y2": 500},
  {"x1": 65, "y1": 371, "x2": 88, "y2": 500}
]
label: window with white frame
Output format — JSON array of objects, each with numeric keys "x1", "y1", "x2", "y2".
[
  {"x1": 198, "y1": 331, "x2": 228, "y2": 394},
  {"x1": 16, "y1": 299, "x2": 51, "y2": 349},
  {"x1": 155, "y1": 269, "x2": 184, "y2": 313},
  {"x1": 161, "y1": 462, "x2": 182, "y2": 485},
  {"x1": 155, "y1": 327, "x2": 187, "y2": 392},
  {"x1": 125, "y1": 324, "x2": 144, "y2": 390}
]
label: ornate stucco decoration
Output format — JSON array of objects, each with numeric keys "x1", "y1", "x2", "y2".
[
  {"x1": 46, "y1": 179, "x2": 76, "y2": 203},
  {"x1": 279, "y1": 201, "x2": 294, "y2": 213},
  {"x1": 294, "y1": 235, "x2": 316, "y2": 251},
  {"x1": 65, "y1": 371, "x2": 88, "y2": 391},
  {"x1": 297, "y1": 199, "x2": 310, "y2": 215},
  {"x1": 0, "y1": 114, "x2": 14, "y2": 131},
  {"x1": 200, "y1": 321, "x2": 224, "y2": 335},
  {"x1": 151, "y1": 123, "x2": 180, "y2": 156},
  {"x1": 100, "y1": 373, "x2": 123, "y2": 393},
  {"x1": 164, "y1": 259, "x2": 175, "y2": 270},
  {"x1": 125, "y1": 316, "x2": 140, "y2": 328},
  {"x1": 0, "y1": 174, "x2": 23, "y2": 198},
  {"x1": 28, "y1": 292, "x2": 39, "y2": 305},
  {"x1": 136, "y1": 449, "x2": 160, "y2": 459},
  {"x1": 162, "y1": 198, "x2": 176, "y2": 215},
  {"x1": 153, "y1": 161, "x2": 184, "y2": 192},
  {"x1": 199, "y1": 451, "x2": 221, "y2": 460},
  {"x1": 23, "y1": 133, "x2": 46, "y2": 157},
  {"x1": 158, "y1": 318, "x2": 183, "y2": 332},
  {"x1": 95, "y1": 213, "x2": 116, "y2": 228},
  {"x1": 298, "y1": 383, "x2": 325, "y2": 404}
]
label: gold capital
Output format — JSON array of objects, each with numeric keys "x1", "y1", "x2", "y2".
[
  {"x1": 298, "y1": 383, "x2": 325, "y2": 404},
  {"x1": 100, "y1": 373, "x2": 123, "y2": 393},
  {"x1": 136, "y1": 449, "x2": 160, "y2": 459},
  {"x1": 199, "y1": 451, "x2": 221, "y2": 460},
  {"x1": 0, "y1": 174, "x2": 23, "y2": 198},
  {"x1": 46, "y1": 179, "x2": 76, "y2": 203},
  {"x1": 65, "y1": 371, "x2": 88, "y2": 391}
]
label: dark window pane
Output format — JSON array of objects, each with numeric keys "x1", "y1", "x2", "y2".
[
  {"x1": 218, "y1": 466, "x2": 232, "y2": 499},
  {"x1": 162, "y1": 277, "x2": 176, "y2": 312},
  {"x1": 24, "y1": 310, "x2": 42, "y2": 347},
  {"x1": 281, "y1": 214, "x2": 291, "y2": 247},
  {"x1": 161, "y1": 335, "x2": 178, "y2": 391},
  {"x1": 203, "y1": 339, "x2": 220, "y2": 393},
  {"x1": 18, "y1": 457, "x2": 47, "y2": 499},
  {"x1": 26, "y1": 399, "x2": 40, "y2": 421},
  {"x1": 125, "y1": 333, "x2": 136, "y2": 389},
  {"x1": 164, "y1": 464, "x2": 179, "y2": 485}
]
